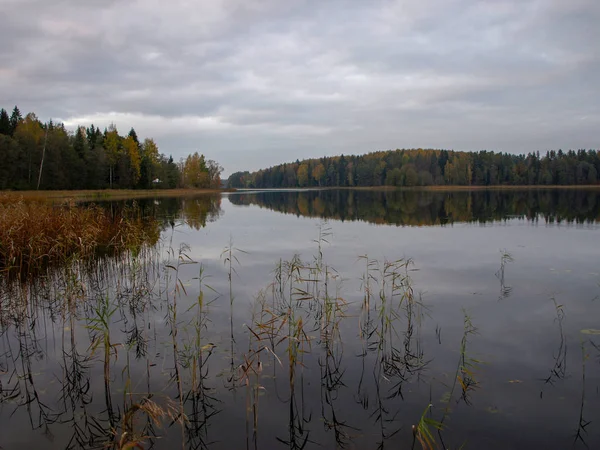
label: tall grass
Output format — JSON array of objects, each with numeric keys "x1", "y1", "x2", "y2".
[
  {"x1": 437, "y1": 310, "x2": 480, "y2": 449},
  {"x1": 221, "y1": 237, "x2": 246, "y2": 383},
  {"x1": 87, "y1": 294, "x2": 119, "y2": 428},
  {"x1": 0, "y1": 195, "x2": 157, "y2": 279}
]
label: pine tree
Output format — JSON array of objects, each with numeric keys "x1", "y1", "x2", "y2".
[
  {"x1": 128, "y1": 127, "x2": 140, "y2": 146},
  {"x1": 73, "y1": 126, "x2": 86, "y2": 158},
  {"x1": 86, "y1": 124, "x2": 97, "y2": 148},
  {"x1": 9, "y1": 106, "x2": 22, "y2": 136},
  {"x1": 0, "y1": 109, "x2": 10, "y2": 135}
]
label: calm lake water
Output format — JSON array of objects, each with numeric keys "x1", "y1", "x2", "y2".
[{"x1": 1, "y1": 189, "x2": 599, "y2": 449}]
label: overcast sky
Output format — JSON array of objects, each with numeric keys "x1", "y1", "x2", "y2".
[{"x1": 1, "y1": 0, "x2": 598, "y2": 175}]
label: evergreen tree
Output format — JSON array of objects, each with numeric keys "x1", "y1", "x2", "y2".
[
  {"x1": 0, "y1": 135, "x2": 20, "y2": 188},
  {"x1": 0, "y1": 107, "x2": 213, "y2": 191},
  {"x1": 9, "y1": 105, "x2": 22, "y2": 136},
  {"x1": 86, "y1": 124, "x2": 97, "y2": 148},
  {"x1": 128, "y1": 127, "x2": 140, "y2": 146},
  {"x1": 73, "y1": 126, "x2": 86, "y2": 159},
  {"x1": 165, "y1": 155, "x2": 180, "y2": 188},
  {"x1": 0, "y1": 109, "x2": 10, "y2": 135}
]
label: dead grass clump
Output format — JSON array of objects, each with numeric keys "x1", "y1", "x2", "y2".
[{"x1": 0, "y1": 196, "x2": 155, "y2": 278}]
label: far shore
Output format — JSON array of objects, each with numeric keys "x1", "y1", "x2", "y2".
[
  {"x1": 343, "y1": 184, "x2": 600, "y2": 191},
  {"x1": 235, "y1": 185, "x2": 600, "y2": 192}
]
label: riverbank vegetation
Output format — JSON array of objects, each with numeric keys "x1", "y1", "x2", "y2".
[
  {"x1": 0, "y1": 106, "x2": 223, "y2": 191},
  {"x1": 228, "y1": 148, "x2": 600, "y2": 188},
  {"x1": 0, "y1": 195, "x2": 160, "y2": 279},
  {"x1": 0, "y1": 188, "x2": 233, "y2": 203}
]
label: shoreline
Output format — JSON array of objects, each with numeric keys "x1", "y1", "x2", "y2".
[
  {"x1": 2, "y1": 184, "x2": 599, "y2": 202},
  {"x1": 234, "y1": 185, "x2": 600, "y2": 192},
  {"x1": 0, "y1": 188, "x2": 235, "y2": 202}
]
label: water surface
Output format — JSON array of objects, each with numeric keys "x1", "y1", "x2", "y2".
[{"x1": 1, "y1": 188, "x2": 599, "y2": 449}]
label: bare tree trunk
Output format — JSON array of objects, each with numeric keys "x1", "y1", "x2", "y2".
[{"x1": 36, "y1": 126, "x2": 49, "y2": 190}]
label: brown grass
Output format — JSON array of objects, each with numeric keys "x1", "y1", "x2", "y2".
[
  {"x1": 0, "y1": 194, "x2": 157, "y2": 278},
  {"x1": 0, "y1": 188, "x2": 234, "y2": 203}
]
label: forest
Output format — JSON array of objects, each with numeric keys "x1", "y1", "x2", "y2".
[
  {"x1": 227, "y1": 147, "x2": 600, "y2": 189},
  {"x1": 0, "y1": 106, "x2": 222, "y2": 190}
]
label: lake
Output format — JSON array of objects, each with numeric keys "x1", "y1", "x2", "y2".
[{"x1": 1, "y1": 188, "x2": 599, "y2": 449}]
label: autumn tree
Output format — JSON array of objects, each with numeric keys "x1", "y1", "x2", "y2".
[
  {"x1": 312, "y1": 162, "x2": 325, "y2": 186},
  {"x1": 206, "y1": 159, "x2": 223, "y2": 188},
  {"x1": 183, "y1": 152, "x2": 210, "y2": 188},
  {"x1": 297, "y1": 162, "x2": 309, "y2": 187},
  {"x1": 123, "y1": 135, "x2": 141, "y2": 187},
  {"x1": 104, "y1": 124, "x2": 121, "y2": 188},
  {"x1": 14, "y1": 113, "x2": 44, "y2": 188},
  {"x1": 139, "y1": 138, "x2": 159, "y2": 188},
  {"x1": 0, "y1": 105, "x2": 223, "y2": 191}
]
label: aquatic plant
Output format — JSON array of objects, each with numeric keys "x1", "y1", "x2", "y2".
[
  {"x1": 411, "y1": 404, "x2": 444, "y2": 450},
  {"x1": 574, "y1": 341, "x2": 591, "y2": 447},
  {"x1": 87, "y1": 294, "x2": 120, "y2": 428},
  {"x1": 115, "y1": 396, "x2": 181, "y2": 449},
  {"x1": 541, "y1": 296, "x2": 567, "y2": 393},
  {"x1": 438, "y1": 310, "x2": 480, "y2": 448},
  {"x1": 221, "y1": 237, "x2": 247, "y2": 383},
  {"x1": 495, "y1": 249, "x2": 514, "y2": 300}
]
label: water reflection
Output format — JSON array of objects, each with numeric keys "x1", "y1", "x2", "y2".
[
  {"x1": 1, "y1": 191, "x2": 600, "y2": 449},
  {"x1": 229, "y1": 189, "x2": 600, "y2": 226},
  {"x1": 104, "y1": 194, "x2": 224, "y2": 229}
]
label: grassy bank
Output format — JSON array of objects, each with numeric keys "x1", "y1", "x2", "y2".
[{"x1": 0, "y1": 188, "x2": 234, "y2": 203}]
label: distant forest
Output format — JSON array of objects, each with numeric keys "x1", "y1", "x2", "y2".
[
  {"x1": 228, "y1": 148, "x2": 600, "y2": 189},
  {"x1": 0, "y1": 106, "x2": 222, "y2": 191}
]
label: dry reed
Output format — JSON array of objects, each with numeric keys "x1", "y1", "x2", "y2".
[{"x1": 0, "y1": 194, "x2": 156, "y2": 278}]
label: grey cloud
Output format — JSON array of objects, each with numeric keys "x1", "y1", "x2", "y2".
[{"x1": 1, "y1": 0, "x2": 598, "y2": 175}]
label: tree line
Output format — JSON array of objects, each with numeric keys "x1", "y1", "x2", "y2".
[
  {"x1": 0, "y1": 106, "x2": 223, "y2": 190},
  {"x1": 227, "y1": 148, "x2": 600, "y2": 189}
]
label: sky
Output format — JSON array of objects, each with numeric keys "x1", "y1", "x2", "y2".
[{"x1": 1, "y1": 0, "x2": 598, "y2": 176}]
